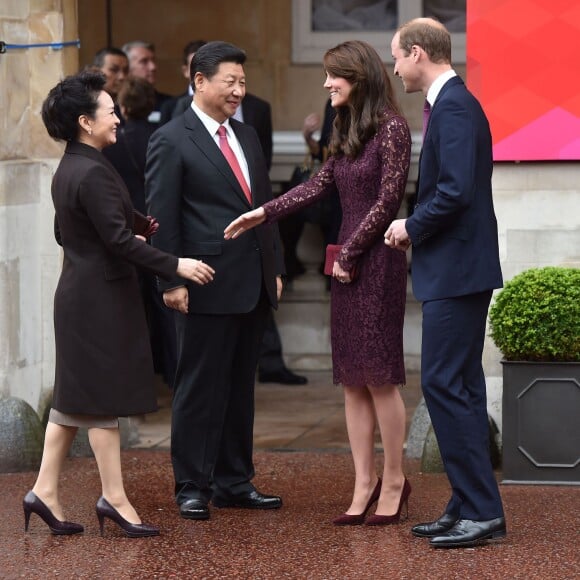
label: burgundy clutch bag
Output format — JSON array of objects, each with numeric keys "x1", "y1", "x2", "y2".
[
  {"x1": 133, "y1": 211, "x2": 159, "y2": 237},
  {"x1": 324, "y1": 244, "x2": 358, "y2": 279}
]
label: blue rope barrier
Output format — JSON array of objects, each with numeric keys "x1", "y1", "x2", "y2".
[{"x1": 0, "y1": 40, "x2": 81, "y2": 53}]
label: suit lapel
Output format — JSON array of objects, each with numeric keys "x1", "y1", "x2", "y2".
[
  {"x1": 185, "y1": 110, "x2": 252, "y2": 208},
  {"x1": 418, "y1": 76, "x2": 465, "y2": 178}
]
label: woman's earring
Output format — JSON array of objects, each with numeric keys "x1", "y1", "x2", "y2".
[{"x1": 88, "y1": 128, "x2": 92, "y2": 135}]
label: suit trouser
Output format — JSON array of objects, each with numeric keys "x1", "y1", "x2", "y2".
[
  {"x1": 421, "y1": 291, "x2": 504, "y2": 521},
  {"x1": 171, "y1": 297, "x2": 269, "y2": 504},
  {"x1": 257, "y1": 309, "x2": 285, "y2": 375}
]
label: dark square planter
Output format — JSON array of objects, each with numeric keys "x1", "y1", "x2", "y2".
[{"x1": 501, "y1": 361, "x2": 580, "y2": 485}]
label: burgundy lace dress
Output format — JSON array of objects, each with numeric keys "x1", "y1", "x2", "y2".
[{"x1": 264, "y1": 112, "x2": 411, "y2": 387}]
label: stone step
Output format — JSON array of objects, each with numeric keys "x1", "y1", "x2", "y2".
[{"x1": 277, "y1": 270, "x2": 332, "y2": 371}]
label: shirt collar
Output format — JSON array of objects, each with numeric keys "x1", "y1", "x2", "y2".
[
  {"x1": 426, "y1": 69, "x2": 457, "y2": 107},
  {"x1": 191, "y1": 101, "x2": 232, "y2": 136}
]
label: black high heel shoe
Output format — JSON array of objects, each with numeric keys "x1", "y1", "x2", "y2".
[
  {"x1": 333, "y1": 478, "x2": 382, "y2": 525},
  {"x1": 96, "y1": 496, "x2": 160, "y2": 538},
  {"x1": 23, "y1": 491, "x2": 84, "y2": 535},
  {"x1": 365, "y1": 477, "x2": 412, "y2": 526}
]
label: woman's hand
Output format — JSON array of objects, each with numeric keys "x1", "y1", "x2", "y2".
[
  {"x1": 332, "y1": 262, "x2": 352, "y2": 284},
  {"x1": 224, "y1": 207, "x2": 266, "y2": 240},
  {"x1": 176, "y1": 258, "x2": 215, "y2": 285},
  {"x1": 142, "y1": 216, "x2": 159, "y2": 237}
]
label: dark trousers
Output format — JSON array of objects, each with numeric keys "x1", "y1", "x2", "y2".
[
  {"x1": 257, "y1": 309, "x2": 285, "y2": 375},
  {"x1": 171, "y1": 298, "x2": 269, "y2": 504},
  {"x1": 421, "y1": 291, "x2": 504, "y2": 521}
]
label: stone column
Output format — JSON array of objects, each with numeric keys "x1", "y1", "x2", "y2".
[{"x1": 0, "y1": 0, "x2": 78, "y2": 410}]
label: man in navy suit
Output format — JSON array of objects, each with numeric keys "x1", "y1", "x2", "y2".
[
  {"x1": 385, "y1": 18, "x2": 506, "y2": 548},
  {"x1": 146, "y1": 41, "x2": 284, "y2": 520}
]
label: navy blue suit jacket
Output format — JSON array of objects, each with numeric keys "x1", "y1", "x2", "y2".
[{"x1": 406, "y1": 76, "x2": 502, "y2": 302}]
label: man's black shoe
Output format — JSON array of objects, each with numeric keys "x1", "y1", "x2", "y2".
[
  {"x1": 212, "y1": 490, "x2": 282, "y2": 509},
  {"x1": 258, "y1": 368, "x2": 308, "y2": 385},
  {"x1": 179, "y1": 498, "x2": 210, "y2": 520},
  {"x1": 430, "y1": 517, "x2": 507, "y2": 548},
  {"x1": 411, "y1": 513, "x2": 459, "y2": 537}
]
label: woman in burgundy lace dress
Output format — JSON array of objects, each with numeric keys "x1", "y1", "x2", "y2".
[{"x1": 225, "y1": 41, "x2": 411, "y2": 526}]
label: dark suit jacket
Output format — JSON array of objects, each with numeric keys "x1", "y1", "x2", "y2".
[
  {"x1": 145, "y1": 108, "x2": 283, "y2": 314},
  {"x1": 102, "y1": 119, "x2": 157, "y2": 213},
  {"x1": 406, "y1": 76, "x2": 503, "y2": 302},
  {"x1": 166, "y1": 92, "x2": 273, "y2": 169},
  {"x1": 159, "y1": 90, "x2": 188, "y2": 125}
]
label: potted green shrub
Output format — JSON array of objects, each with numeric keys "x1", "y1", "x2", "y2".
[{"x1": 489, "y1": 266, "x2": 580, "y2": 484}]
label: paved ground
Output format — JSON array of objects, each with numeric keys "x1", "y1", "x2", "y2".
[
  {"x1": 1, "y1": 371, "x2": 579, "y2": 579},
  {"x1": 134, "y1": 371, "x2": 423, "y2": 452}
]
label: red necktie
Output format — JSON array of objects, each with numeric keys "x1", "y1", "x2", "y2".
[
  {"x1": 217, "y1": 125, "x2": 252, "y2": 204},
  {"x1": 423, "y1": 100, "x2": 431, "y2": 139}
]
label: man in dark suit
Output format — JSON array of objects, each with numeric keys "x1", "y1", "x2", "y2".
[
  {"x1": 146, "y1": 41, "x2": 284, "y2": 520},
  {"x1": 103, "y1": 76, "x2": 178, "y2": 386},
  {"x1": 92, "y1": 47, "x2": 129, "y2": 112},
  {"x1": 159, "y1": 40, "x2": 206, "y2": 125},
  {"x1": 163, "y1": 40, "x2": 306, "y2": 385},
  {"x1": 385, "y1": 18, "x2": 506, "y2": 548},
  {"x1": 161, "y1": 41, "x2": 272, "y2": 169},
  {"x1": 122, "y1": 40, "x2": 173, "y2": 124}
]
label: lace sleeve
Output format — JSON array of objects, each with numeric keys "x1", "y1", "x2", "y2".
[
  {"x1": 339, "y1": 115, "x2": 411, "y2": 272},
  {"x1": 263, "y1": 157, "x2": 338, "y2": 222}
]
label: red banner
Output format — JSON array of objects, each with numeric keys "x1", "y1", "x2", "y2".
[{"x1": 467, "y1": 0, "x2": 580, "y2": 160}]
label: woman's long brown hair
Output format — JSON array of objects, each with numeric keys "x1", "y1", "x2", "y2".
[{"x1": 324, "y1": 40, "x2": 401, "y2": 159}]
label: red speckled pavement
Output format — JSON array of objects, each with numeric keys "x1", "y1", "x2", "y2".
[{"x1": 1, "y1": 373, "x2": 578, "y2": 579}]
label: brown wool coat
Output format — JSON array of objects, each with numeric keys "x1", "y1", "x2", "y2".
[{"x1": 50, "y1": 141, "x2": 178, "y2": 416}]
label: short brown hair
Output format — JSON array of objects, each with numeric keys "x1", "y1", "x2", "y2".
[
  {"x1": 117, "y1": 76, "x2": 155, "y2": 120},
  {"x1": 397, "y1": 18, "x2": 451, "y2": 64}
]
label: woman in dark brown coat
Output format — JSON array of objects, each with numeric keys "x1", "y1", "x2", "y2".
[{"x1": 23, "y1": 71, "x2": 214, "y2": 538}]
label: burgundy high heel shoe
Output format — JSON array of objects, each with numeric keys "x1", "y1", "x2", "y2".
[
  {"x1": 96, "y1": 496, "x2": 160, "y2": 538},
  {"x1": 333, "y1": 478, "x2": 382, "y2": 525},
  {"x1": 23, "y1": 491, "x2": 84, "y2": 535},
  {"x1": 365, "y1": 477, "x2": 411, "y2": 526}
]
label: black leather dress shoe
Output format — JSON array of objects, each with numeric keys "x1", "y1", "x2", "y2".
[
  {"x1": 212, "y1": 490, "x2": 282, "y2": 509},
  {"x1": 411, "y1": 513, "x2": 459, "y2": 537},
  {"x1": 258, "y1": 368, "x2": 308, "y2": 385},
  {"x1": 179, "y1": 499, "x2": 210, "y2": 520},
  {"x1": 430, "y1": 517, "x2": 507, "y2": 548}
]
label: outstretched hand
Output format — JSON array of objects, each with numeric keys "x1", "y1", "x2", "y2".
[
  {"x1": 176, "y1": 258, "x2": 215, "y2": 285},
  {"x1": 224, "y1": 207, "x2": 266, "y2": 240}
]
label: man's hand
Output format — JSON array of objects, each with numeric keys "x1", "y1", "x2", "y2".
[
  {"x1": 163, "y1": 287, "x2": 189, "y2": 314},
  {"x1": 385, "y1": 219, "x2": 411, "y2": 251},
  {"x1": 276, "y1": 276, "x2": 283, "y2": 301},
  {"x1": 224, "y1": 208, "x2": 266, "y2": 239}
]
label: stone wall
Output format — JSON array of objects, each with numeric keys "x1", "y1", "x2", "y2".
[
  {"x1": 0, "y1": 0, "x2": 78, "y2": 408},
  {"x1": 483, "y1": 164, "x2": 580, "y2": 432}
]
